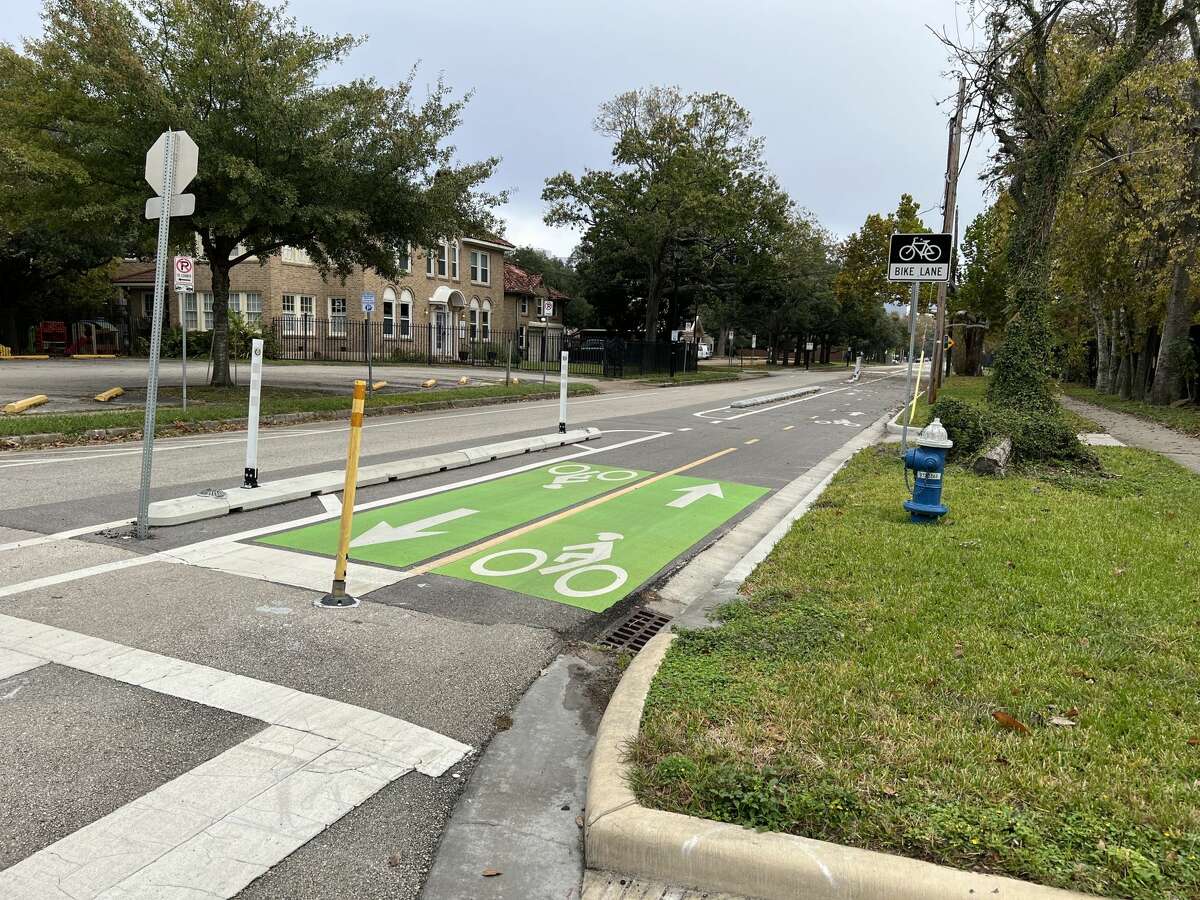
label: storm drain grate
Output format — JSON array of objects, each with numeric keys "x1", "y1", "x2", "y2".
[{"x1": 600, "y1": 610, "x2": 672, "y2": 654}]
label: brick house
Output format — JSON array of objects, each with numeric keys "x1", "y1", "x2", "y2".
[
  {"x1": 112, "y1": 233, "x2": 517, "y2": 357},
  {"x1": 501, "y1": 262, "x2": 567, "y2": 362}
]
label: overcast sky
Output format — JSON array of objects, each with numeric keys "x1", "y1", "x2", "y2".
[{"x1": 2, "y1": 0, "x2": 994, "y2": 257}]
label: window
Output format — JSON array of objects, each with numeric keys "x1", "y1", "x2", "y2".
[
  {"x1": 142, "y1": 294, "x2": 154, "y2": 318},
  {"x1": 518, "y1": 325, "x2": 526, "y2": 349},
  {"x1": 228, "y1": 292, "x2": 241, "y2": 316},
  {"x1": 399, "y1": 289, "x2": 412, "y2": 337},
  {"x1": 481, "y1": 300, "x2": 491, "y2": 340},
  {"x1": 382, "y1": 288, "x2": 396, "y2": 338},
  {"x1": 520, "y1": 297, "x2": 528, "y2": 316},
  {"x1": 426, "y1": 241, "x2": 456, "y2": 278},
  {"x1": 397, "y1": 244, "x2": 411, "y2": 274},
  {"x1": 282, "y1": 246, "x2": 312, "y2": 265},
  {"x1": 470, "y1": 250, "x2": 490, "y2": 285},
  {"x1": 282, "y1": 294, "x2": 315, "y2": 335},
  {"x1": 245, "y1": 293, "x2": 262, "y2": 325},
  {"x1": 468, "y1": 299, "x2": 479, "y2": 341},
  {"x1": 183, "y1": 293, "x2": 198, "y2": 330},
  {"x1": 202, "y1": 292, "x2": 214, "y2": 330},
  {"x1": 329, "y1": 297, "x2": 347, "y2": 337}
]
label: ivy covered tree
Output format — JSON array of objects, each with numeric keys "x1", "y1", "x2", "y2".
[
  {"x1": 2, "y1": 0, "x2": 500, "y2": 384},
  {"x1": 946, "y1": 0, "x2": 1195, "y2": 410}
]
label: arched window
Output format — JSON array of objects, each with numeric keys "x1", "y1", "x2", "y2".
[
  {"x1": 481, "y1": 299, "x2": 492, "y2": 340},
  {"x1": 468, "y1": 297, "x2": 479, "y2": 341},
  {"x1": 398, "y1": 289, "x2": 413, "y2": 338}
]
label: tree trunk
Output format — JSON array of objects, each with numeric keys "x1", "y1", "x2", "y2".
[
  {"x1": 1093, "y1": 300, "x2": 1112, "y2": 392},
  {"x1": 209, "y1": 261, "x2": 233, "y2": 387},
  {"x1": 973, "y1": 436, "x2": 1013, "y2": 477},
  {"x1": 1134, "y1": 324, "x2": 1157, "y2": 401},
  {"x1": 1151, "y1": 250, "x2": 1197, "y2": 404}
]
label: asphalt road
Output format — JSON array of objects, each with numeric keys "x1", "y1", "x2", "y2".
[{"x1": 0, "y1": 366, "x2": 909, "y2": 899}]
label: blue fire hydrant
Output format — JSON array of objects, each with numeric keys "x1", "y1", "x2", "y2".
[{"x1": 903, "y1": 418, "x2": 953, "y2": 524}]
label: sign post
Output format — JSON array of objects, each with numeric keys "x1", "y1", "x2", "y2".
[
  {"x1": 174, "y1": 256, "x2": 194, "y2": 411},
  {"x1": 888, "y1": 233, "x2": 951, "y2": 452},
  {"x1": 244, "y1": 338, "x2": 264, "y2": 488},
  {"x1": 136, "y1": 130, "x2": 198, "y2": 539},
  {"x1": 558, "y1": 350, "x2": 569, "y2": 434},
  {"x1": 805, "y1": 340, "x2": 814, "y2": 371},
  {"x1": 361, "y1": 292, "x2": 375, "y2": 393}
]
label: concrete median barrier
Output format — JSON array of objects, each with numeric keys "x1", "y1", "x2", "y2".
[
  {"x1": 728, "y1": 386, "x2": 819, "y2": 409},
  {"x1": 147, "y1": 427, "x2": 601, "y2": 527}
]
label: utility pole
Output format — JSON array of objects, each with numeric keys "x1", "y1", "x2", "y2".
[{"x1": 928, "y1": 76, "x2": 966, "y2": 404}]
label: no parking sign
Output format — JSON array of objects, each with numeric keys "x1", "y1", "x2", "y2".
[{"x1": 173, "y1": 256, "x2": 194, "y2": 292}]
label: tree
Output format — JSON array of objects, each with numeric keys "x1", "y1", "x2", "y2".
[
  {"x1": 4, "y1": 0, "x2": 499, "y2": 384},
  {"x1": 954, "y1": 196, "x2": 1013, "y2": 375},
  {"x1": 508, "y1": 245, "x2": 593, "y2": 327},
  {"x1": 947, "y1": 0, "x2": 1195, "y2": 410},
  {"x1": 544, "y1": 87, "x2": 787, "y2": 350},
  {"x1": 834, "y1": 194, "x2": 932, "y2": 356}
]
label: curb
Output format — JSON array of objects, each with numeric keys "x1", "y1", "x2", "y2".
[
  {"x1": 147, "y1": 427, "x2": 601, "y2": 526},
  {"x1": 584, "y1": 409, "x2": 1089, "y2": 900}
]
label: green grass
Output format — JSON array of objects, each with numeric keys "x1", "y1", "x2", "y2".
[
  {"x1": 1061, "y1": 384, "x2": 1200, "y2": 438},
  {"x1": 640, "y1": 370, "x2": 742, "y2": 385},
  {"x1": 632, "y1": 446, "x2": 1200, "y2": 898},
  {"x1": 0, "y1": 382, "x2": 597, "y2": 439},
  {"x1": 900, "y1": 376, "x2": 1100, "y2": 434}
]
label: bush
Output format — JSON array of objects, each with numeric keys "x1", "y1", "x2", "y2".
[
  {"x1": 930, "y1": 395, "x2": 1096, "y2": 467},
  {"x1": 931, "y1": 397, "x2": 992, "y2": 458}
]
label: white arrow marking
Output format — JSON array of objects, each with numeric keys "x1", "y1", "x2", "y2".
[
  {"x1": 350, "y1": 508, "x2": 478, "y2": 548},
  {"x1": 667, "y1": 484, "x2": 724, "y2": 509}
]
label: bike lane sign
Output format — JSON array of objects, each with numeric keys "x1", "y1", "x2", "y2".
[
  {"x1": 257, "y1": 462, "x2": 648, "y2": 569},
  {"x1": 888, "y1": 233, "x2": 952, "y2": 283},
  {"x1": 436, "y1": 473, "x2": 768, "y2": 611}
]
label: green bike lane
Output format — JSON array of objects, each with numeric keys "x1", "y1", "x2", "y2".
[{"x1": 256, "y1": 459, "x2": 767, "y2": 612}]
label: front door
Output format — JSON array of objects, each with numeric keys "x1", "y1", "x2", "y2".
[{"x1": 434, "y1": 307, "x2": 448, "y2": 355}]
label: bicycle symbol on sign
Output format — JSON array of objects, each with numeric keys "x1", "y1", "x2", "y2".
[
  {"x1": 898, "y1": 237, "x2": 942, "y2": 263},
  {"x1": 470, "y1": 532, "x2": 628, "y2": 599},
  {"x1": 542, "y1": 462, "x2": 640, "y2": 490}
]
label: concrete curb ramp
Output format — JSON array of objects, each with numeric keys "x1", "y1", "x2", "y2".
[
  {"x1": 728, "y1": 386, "x2": 818, "y2": 409},
  {"x1": 585, "y1": 632, "x2": 1089, "y2": 900},
  {"x1": 148, "y1": 427, "x2": 601, "y2": 526}
]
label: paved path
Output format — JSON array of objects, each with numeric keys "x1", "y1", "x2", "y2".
[
  {"x1": 1060, "y1": 396, "x2": 1200, "y2": 474},
  {"x1": 0, "y1": 370, "x2": 909, "y2": 899}
]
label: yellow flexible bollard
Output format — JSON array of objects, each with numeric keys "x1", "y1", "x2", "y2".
[{"x1": 318, "y1": 380, "x2": 367, "y2": 608}]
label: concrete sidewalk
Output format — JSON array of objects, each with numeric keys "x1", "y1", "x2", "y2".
[{"x1": 1060, "y1": 396, "x2": 1200, "y2": 474}]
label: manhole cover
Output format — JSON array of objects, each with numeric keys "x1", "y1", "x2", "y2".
[{"x1": 600, "y1": 609, "x2": 672, "y2": 654}]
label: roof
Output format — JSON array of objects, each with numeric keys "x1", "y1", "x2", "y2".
[
  {"x1": 464, "y1": 232, "x2": 515, "y2": 251},
  {"x1": 504, "y1": 262, "x2": 544, "y2": 295},
  {"x1": 504, "y1": 262, "x2": 571, "y2": 302},
  {"x1": 111, "y1": 261, "x2": 155, "y2": 285}
]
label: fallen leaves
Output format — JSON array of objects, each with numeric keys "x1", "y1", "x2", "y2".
[
  {"x1": 1048, "y1": 716, "x2": 1077, "y2": 727},
  {"x1": 992, "y1": 711, "x2": 1030, "y2": 734}
]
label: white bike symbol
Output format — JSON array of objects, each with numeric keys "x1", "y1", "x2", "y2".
[
  {"x1": 898, "y1": 237, "x2": 942, "y2": 262},
  {"x1": 470, "y1": 532, "x2": 628, "y2": 598},
  {"x1": 542, "y1": 462, "x2": 639, "y2": 491}
]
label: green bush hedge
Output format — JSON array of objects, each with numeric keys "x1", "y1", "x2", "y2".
[{"x1": 930, "y1": 395, "x2": 1096, "y2": 467}]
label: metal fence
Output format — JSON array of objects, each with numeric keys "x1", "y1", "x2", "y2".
[{"x1": 267, "y1": 317, "x2": 697, "y2": 378}]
